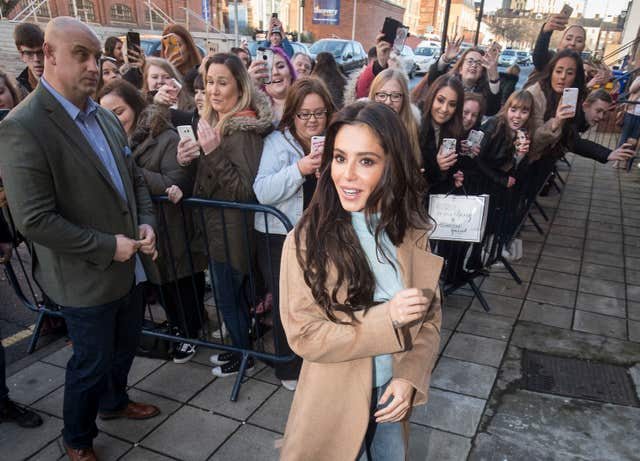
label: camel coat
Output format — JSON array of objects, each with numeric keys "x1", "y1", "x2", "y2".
[
  {"x1": 279, "y1": 228, "x2": 444, "y2": 461},
  {"x1": 526, "y1": 82, "x2": 563, "y2": 161}
]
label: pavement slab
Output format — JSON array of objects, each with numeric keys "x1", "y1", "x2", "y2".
[
  {"x1": 407, "y1": 425, "x2": 471, "y2": 461},
  {"x1": 430, "y1": 357, "x2": 498, "y2": 399},
  {"x1": 443, "y1": 333, "x2": 507, "y2": 368},
  {"x1": 411, "y1": 388, "x2": 486, "y2": 437}
]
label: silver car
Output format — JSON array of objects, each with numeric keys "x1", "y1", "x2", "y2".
[
  {"x1": 396, "y1": 45, "x2": 417, "y2": 78},
  {"x1": 413, "y1": 46, "x2": 440, "y2": 74}
]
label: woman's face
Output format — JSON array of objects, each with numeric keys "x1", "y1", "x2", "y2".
[
  {"x1": 292, "y1": 54, "x2": 312, "y2": 77},
  {"x1": 147, "y1": 64, "x2": 171, "y2": 91},
  {"x1": 373, "y1": 79, "x2": 404, "y2": 114},
  {"x1": 99, "y1": 93, "x2": 136, "y2": 136},
  {"x1": 113, "y1": 41, "x2": 123, "y2": 61},
  {"x1": 265, "y1": 54, "x2": 292, "y2": 100},
  {"x1": 551, "y1": 57, "x2": 577, "y2": 94},
  {"x1": 462, "y1": 99, "x2": 481, "y2": 131},
  {"x1": 559, "y1": 26, "x2": 586, "y2": 52},
  {"x1": 194, "y1": 87, "x2": 206, "y2": 113},
  {"x1": 331, "y1": 123, "x2": 386, "y2": 213},
  {"x1": 206, "y1": 63, "x2": 241, "y2": 116},
  {"x1": 431, "y1": 86, "x2": 458, "y2": 125},
  {"x1": 460, "y1": 51, "x2": 483, "y2": 84},
  {"x1": 506, "y1": 104, "x2": 531, "y2": 131},
  {"x1": 0, "y1": 78, "x2": 16, "y2": 110},
  {"x1": 101, "y1": 60, "x2": 121, "y2": 83},
  {"x1": 293, "y1": 93, "x2": 327, "y2": 142}
]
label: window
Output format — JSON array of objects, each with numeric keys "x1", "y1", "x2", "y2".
[
  {"x1": 110, "y1": 3, "x2": 134, "y2": 23},
  {"x1": 17, "y1": 0, "x2": 50, "y2": 17},
  {"x1": 145, "y1": 7, "x2": 163, "y2": 24},
  {"x1": 69, "y1": 0, "x2": 96, "y2": 22}
]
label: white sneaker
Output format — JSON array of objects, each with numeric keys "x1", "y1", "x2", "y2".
[
  {"x1": 211, "y1": 323, "x2": 228, "y2": 341},
  {"x1": 281, "y1": 380, "x2": 298, "y2": 391}
]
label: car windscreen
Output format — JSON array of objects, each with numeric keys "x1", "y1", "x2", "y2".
[
  {"x1": 309, "y1": 41, "x2": 345, "y2": 57},
  {"x1": 415, "y1": 47, "x2": 436, "y2": 56},
  {"x1": 502, "y1": 50, "x2": 516, "y2": 56}
]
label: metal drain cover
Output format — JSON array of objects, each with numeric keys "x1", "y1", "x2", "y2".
[{"x1": 522, "y1": 350, "x2": 639, "y2": 406}]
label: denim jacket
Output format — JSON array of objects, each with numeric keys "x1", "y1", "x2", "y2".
[{"x1": 253, "y1": 128, "x2": 306, "y2": 234}]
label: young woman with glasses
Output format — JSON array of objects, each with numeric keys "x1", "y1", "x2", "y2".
[
  {"x1": 278, "y1": 101, "x2": 443, "y2": 460},
  {"x1": 368, "y1": 68, "x2": 421, "y2": 165},
  {"x1": 253, "y1": 77, "x2": 336, "y2": 391}
]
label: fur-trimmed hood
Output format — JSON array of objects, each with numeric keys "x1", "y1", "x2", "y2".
[{"x1": 222, "y1": 87, "x2": 274, "y2": 137}]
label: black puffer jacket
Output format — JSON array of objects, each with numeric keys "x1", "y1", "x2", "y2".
[{"x1": 477, "y1": 117, "x2": 529, "y2": 188}]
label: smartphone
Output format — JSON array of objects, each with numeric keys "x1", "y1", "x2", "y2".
[
  {"x1": 177, "y1": 125, "x2": 197, "y2": 143},
  {"x1": 441, "y1": 138, "x2": 457, "y2": 156},
  {"x1": 466, "y1": 130, "x2": 484, "y2": 149},
  {"x1": 490, "y1": 41, "x2": 501, "y2": 57},
  {"x1": 162, "y1": 34, "x2": 182, "y2": 59},
  {"x1": 561, "y1": 87, "x2": 579, "y2": 113},
  {"x1": 171, "y1": 78, "x2": 183, "y2": 91},
  {"x1": 272, "y1": 12, "x2": 278, "y2": 18},
  {"x1": 560, "y1": 3, "x2": 574, "y2": 17},
  {"x1": 382, "y1": 17, "x2": 408, "y2": 54},
  {"x1": 206, "y1": 39, "x2": 218, "y2": 56},
  {"x1": 126, "y1": 31, "x2": 140, "y2": 56},
  {"x1": 311, "y1": 136, "x2": 325, "y2": 155},
  {"x1": 0, "y1": 109, "x2": 9, "y2": 122},
  {"x1": 257, "y1": 47, "x2": 274, "y2": 84}
]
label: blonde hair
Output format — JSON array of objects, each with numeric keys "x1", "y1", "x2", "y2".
[
  {"x1": 202, "y1": 53, "x2": 255, "y2": 136},
  {"x1": 369, "y1": 69, "x2": 421, "y2": 164}
]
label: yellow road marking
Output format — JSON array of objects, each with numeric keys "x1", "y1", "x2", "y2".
[{"x1": 1, "y1": 324, "x2": 35, "y2": 348}]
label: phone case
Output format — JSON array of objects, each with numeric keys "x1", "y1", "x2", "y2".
[
  {"x1": 259, "y1": 49, "x2": 274, "y2": 84},
  {"x1": 442, "y1": 138, "x2": 457, "y2": 155},
  {"x1": 562, "y1": 88, "x2": 579, "y2": 111},
  {"x1": 177, "y1": 125, "x2": 196, "y2": 142},
  {"x1": 382, "y1": 17, "x2": 403, "y2": 48},
  {"x1": 311, "y1": 136, "x2": 325, "y2": 154},
  {"x1": 560, "y1": 3, "x2": 573, "y2": 16},
  {"x1": 163, "y1": 34, "x2": 181, "y2": 58},
  {"x1": 467, "y1": 130, "x2": 484, "y2": 148}
]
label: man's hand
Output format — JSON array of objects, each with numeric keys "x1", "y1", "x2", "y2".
[
  {"x1": 114, "y1": 235, "x2": 140, "y2": 262},
  {"x1": 0, "y1": 242, "x2": 12, "y2": 264},
  {"x1": 607, "y1": 143, "x2": 635, "y2": 162},
  {"x1": 374, "y1": 379, "x2": 415, "y2": 423},
  {"x1": 138, "y1": 224, "x2": 158, "y2": 261},
  {"x1": 543, "y1": 14, "x2": 569, "y2": 33}
]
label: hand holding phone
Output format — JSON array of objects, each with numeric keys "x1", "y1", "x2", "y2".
[
  {"x1": 441, "y1": 138, "x2": 457, "y2": 156},
  {"x1": 257, "y1": 48, "x2": 274, "y2": 84},
  {"x1": 310, "y1": 136, "x2": 325, "y2": 157},
  {"x1": 382, "y1": 17, "x2": 408, "y2": 54},
  {"x1": 561, "y1": 87, "x2": 579, "y2": 114},
  {"x1": 560, "y1": 3, "x2": 573, "y2": 17},
  {"x1": 177, "y1": 125, "x2": 197, "y2": 143}
]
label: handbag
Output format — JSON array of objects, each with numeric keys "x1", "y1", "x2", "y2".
[{"x1": 428, "y1": 193, "x2": 490, "y2": 243}]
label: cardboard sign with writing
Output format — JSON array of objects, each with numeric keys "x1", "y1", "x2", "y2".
[{"x1": 428, "y1": 194, "x2": 490, "y2": 242}]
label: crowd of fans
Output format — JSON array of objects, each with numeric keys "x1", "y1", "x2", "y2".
[{"x1": 0, "y1": 11, "x2": 639, "y2": 459}]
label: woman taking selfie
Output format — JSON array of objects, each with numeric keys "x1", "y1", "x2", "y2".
[
  {"x1": 253, "y1": 77, "x2": 335, "y2": 390},
  {"x1": 177, "y1": 53, "x2": 273, "y2": 377},
  {"x1": 160, "y1": 24, "x2": 202, "y2": 79},
  {"x1": 250, "y1": 47, "x2": 297, "y2": 125},
  {"x1": 279, "y1": 101, "x2": 443, "y2": 460}
]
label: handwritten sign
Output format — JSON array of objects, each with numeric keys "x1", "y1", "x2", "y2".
[{"x1": 428, "y1": 194, "x2": 490, "y2": 242}]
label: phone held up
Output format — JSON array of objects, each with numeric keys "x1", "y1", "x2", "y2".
[
  {"x1": 162, "y1": 33, "x2": 182, "y2": 59},
  {"x1": 561, "y1": 87, "x2": 579, "y2": 114},
  {"x1": 441, "y1": 138, "x2": 457, "y2": 156},
  {"x1": 382, "y1": 17, "x2": 409, "y2": 54},
  {"x1": 126, "y1": 31, "x2": 141, "y2": 57},
  {"x1": 560, "y1": 3, "x2": 574, "y2": 17},
  {"x1": 311, "y1": 136, "x2": 325, "y2": 156},
  {"x1": 257, "y1": 47, "x2": 274, "y2": 84}
]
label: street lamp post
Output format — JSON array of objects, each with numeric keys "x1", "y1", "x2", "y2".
[
  {"x1": 440, "y1": 0, "x2": 452, "y2": 55},
  {"x1": 474, "y1": 0, "x2": 484, "y2": 46}
]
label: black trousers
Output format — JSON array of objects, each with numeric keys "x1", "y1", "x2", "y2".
[
  {"x1": 256, "y1": 232, "x2": 302, "y2": 380},
  {"x1": 158, "y1": 272, "x2": 206, "y2": 338},
  {"x1": 0, "y1": 325, "x2": 7, "y2": 403},
  {"x1": 60, "y1": 284, "x2": 144, "y2": 449}
]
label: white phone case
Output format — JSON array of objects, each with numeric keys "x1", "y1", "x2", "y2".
[
  {"x1": 177, "y1": 125, "x2": 196, "y2": 142},
  {"x1": 310, "y1": 136, "x2": 325, "y2": 154},
  {"x1": 562, "y1": 88, "x2": 579, "y2": 112},
  {"x1": 442, "y1": 138, "x2": 457, "y2": 155},
  {"x1": 259, "y1": 49, "x2": 274, "y2": 84},
  {"x1": 467, "y1": 130, "x2": 484, "y2": 149}
]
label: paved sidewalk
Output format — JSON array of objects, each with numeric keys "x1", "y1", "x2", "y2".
[{"x1": 2, "y1": 148, "x2": 640, "y2": 460}]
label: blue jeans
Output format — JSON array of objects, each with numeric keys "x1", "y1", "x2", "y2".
[
  {"x1": 357, "y1": 380, "x2": 406, "y2": 461},
  {"x1": 211, "y1": 261, "x2": 250, "y2": 351},
  {"x1": 60, "y1": 285, "x2": 144, "y2": 449}
]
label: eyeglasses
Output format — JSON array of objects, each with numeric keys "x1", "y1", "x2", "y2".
[
  {"x1": 374, "y1": 92, "x2": 403, "y2": 102},
  {"x1": 296, "y1": 109, "x2": 327, "y2": 120},
  {"x1": 464, "y1": 58, "x2": 483, "y2": 67},
  {"x1": 20, "y1": 49, "x2": 44, "y2": 60}
]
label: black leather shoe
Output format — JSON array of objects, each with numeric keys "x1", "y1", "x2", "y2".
[{"x1": 0, "y1": 398, "x2": 43, "y2": 428}]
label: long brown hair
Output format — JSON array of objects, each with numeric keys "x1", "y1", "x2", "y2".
[
  {"x1": 420, "y1": 74, "x2": 465, "y2": 145},
  {"x1": 491, "y1": 89, "x2": 535, "y2": 141},
  {"x1": 294, "y1": 101, "x2": 430, "y2": 324},
  {"x1": 161, "y1": 24, "x2": 201, "y2": 76},
  {"x1": 278, "y1": 77, "x2": 336, "y2": 151},
  {"x1": 451, "y1": 47, "x2": 488, "y2": 84}
]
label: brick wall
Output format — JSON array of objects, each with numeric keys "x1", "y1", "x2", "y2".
[{"x1": 303, "y1": 0, "x2": 405, "y2": 50}]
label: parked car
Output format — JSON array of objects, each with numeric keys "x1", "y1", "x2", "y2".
[
  {"x1": 414, "y1": 45, "x2": 440, "y2": 74},
  {"x1": 291, "y1": 41, "x2": 311, "y2": 56},
  {"x1": 498, "y1": 49, "x2": 518, "y2": 67},
  {"x1": 397, "y1": 45, "x2": 417, "y2": 78},
  {"x1": 308, "y1": 39, "x2": 367, "y2": 74},
  {"x1": 516, "y1": 50, "x2": 532, "y2": 66}
]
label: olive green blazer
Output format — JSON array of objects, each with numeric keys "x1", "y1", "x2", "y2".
[{"x1": 0, "y1": 84, "x2": 159, "y2": 307}]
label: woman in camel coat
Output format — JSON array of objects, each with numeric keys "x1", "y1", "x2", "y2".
[{"x1": 279, "y1": 101, "x2": 443, "y2": 460}]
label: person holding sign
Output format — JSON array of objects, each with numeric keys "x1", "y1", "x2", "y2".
[{"x1": 279, "y1": 101, "x2": 443, "y2": 460}]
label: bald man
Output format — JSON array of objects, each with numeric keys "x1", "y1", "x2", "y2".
[{"x1": 0, "y1": 17, "x2": 160, "y2": 461}]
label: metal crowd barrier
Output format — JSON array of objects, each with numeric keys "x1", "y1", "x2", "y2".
[{"x1": 2, "y1": 197, "x2": 295, "y2": 401}]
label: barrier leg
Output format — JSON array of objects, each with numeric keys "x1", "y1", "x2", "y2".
[
  {"x1": 498, "y1": 256, "x2": 523, "y2": 284},
  {"x1": 230, "y1": 352, "x2": 250, "y2": 402},
  {"x1": 551, "y1": 175, "x2": 563, "y2": 192},
  {"x1": 468, "y1": 280, "x2": 491, "y2": 312},
  {"x1": 533, "y1": 200, "x2": 549, "y2": 221},
  {"x1": 27, "y1": 310, "x2": 46, "y2": 354},
  {"x1": 528, "y1": 213, "x2": 544, "y2": 235},
  {"x1": 560, "y1": 156, "x2": 571, "y2": 168}
]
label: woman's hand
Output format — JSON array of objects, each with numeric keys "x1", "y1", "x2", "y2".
[
  {"x1": 387, "y1": 288, "x2": 429, "y2": 328},
  {"x1": 374, "y1": 379, "x2": 416, "y2": 423},
  {"x1": 543, "y1": 14, "x2": 569, "y2": 33},
  {"x1": 507, "y1": 176, "x2": 516, "y2": 188},
  {"x1": 197, "y1": 119, "x2": 221, "y2": 155},
  {"x1": 127, "y1": 45, "x2": 145, "y2": 68},
  {"x1": 551, "y1": 103, "x2": 575, "y2": 130},
  {"x1": 443, "y1": 35, "x2": 463, "y2": 63},
  {"x1": 376, "y1": 33, "x2": 392, "y2": 68},
  {"x1": 515, "y1": 138, "x2": 530, "y2": 156},
  {"x1": 297, "y1": 153, "x2": 322, "y2": 176},
  {"x1": 482, "y1": 49, "x2": 499, "y2": 81},
  {"x1": 436, "y1": 147, "x2": 458, "y2": 171},
  {"x1": 248, "y1": 59, "x2": 269, "y2": 86},
  {"x1": 166, "y1": 185, "x2": 184, "y2": 204},
  {"x1": 453, "y1": 170, "x2": 464, "y2": 188},
  {"x1": 153, "y1": 83, "x2": 178, "y2": 107},
  {"x1": 177, "y1": 137, "x2": 200, "y2": 166}
]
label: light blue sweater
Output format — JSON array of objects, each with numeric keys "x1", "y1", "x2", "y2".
[{"x1": 351, "y1": 212, "x2": 404, "y2": 387}]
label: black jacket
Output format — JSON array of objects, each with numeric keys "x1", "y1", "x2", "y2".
[
  {"x1": 16, "y1": 67, "x2": 34, "y2": 98},
  {"x1": 477, "y1": 117, "x2": 529, "y2": 188}
]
